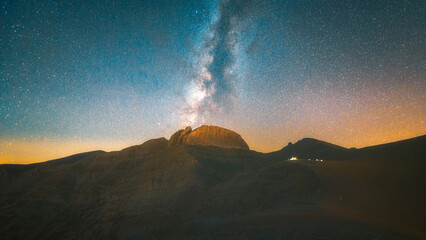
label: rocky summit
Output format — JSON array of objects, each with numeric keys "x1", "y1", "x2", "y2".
[{"x1": 168, "y1": 125, "x2": 250, "y2": 150}]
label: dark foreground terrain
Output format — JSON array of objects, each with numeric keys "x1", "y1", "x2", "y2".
[{"x1": 0, "y1": 126, "x2": 425, "y2": 239}]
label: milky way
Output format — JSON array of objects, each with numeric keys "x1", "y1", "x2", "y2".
[
  {"x1": 183, "y1": 0, "x2": 251, "y2": 125},
  {"x1": 1, "y1": 0, "x2": 425, "y2": 163}
]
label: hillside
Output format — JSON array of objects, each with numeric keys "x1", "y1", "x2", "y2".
[{"x1": 0, "y1": 127, "x2": 425, "y2": 239}]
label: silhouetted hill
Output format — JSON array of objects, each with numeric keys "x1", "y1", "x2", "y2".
[
  {"x1": 268, "y1": 138, "x2": 348, "y2": 160},
  {"x1": 0, "y1": 128, "x2": 425, "y2": 240},
  {"x1": 348, "y1": 135, "x2": 426, "y2": 164},
  {"x1": 269, "y1": 135, "x2": 426, "y2": 163},
  {"x1": 117, "y1": 137, "x2": 168, "y2": 157},
  {"x1": 0, "y1": 150, "x2": 105, "y2": 188}
]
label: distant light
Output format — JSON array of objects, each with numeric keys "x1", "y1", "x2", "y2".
[{"x1": 290, "y1": 157, "x2": 298, "y2": 161}]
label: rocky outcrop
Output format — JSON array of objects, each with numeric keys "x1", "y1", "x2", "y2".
[
  {"x1": 168, "y1": 126, "x2": 192, "y2": 147},
  {"x1": 168, "y1": 125, "x2": 249, "y2": 150}
]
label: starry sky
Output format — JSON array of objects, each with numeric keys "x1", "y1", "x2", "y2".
[{"x1": 1, "y1": 0, "x2": 425, "y2": 164}]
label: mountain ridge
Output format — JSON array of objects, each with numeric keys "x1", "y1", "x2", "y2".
[
  {"x1": 0, "y1": 127, "x2": 425, "y2": 239},
  {"x1": 2, "y1": 131, "x2": 424, "y2": 166}
]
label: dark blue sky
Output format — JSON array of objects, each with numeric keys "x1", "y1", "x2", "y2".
[{"x1": 1, "y1": 0, "x2": 425, "y2": 162}]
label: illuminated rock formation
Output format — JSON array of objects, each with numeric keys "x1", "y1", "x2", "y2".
[{"x1": 169, "y1": 125, "x2": 249, "y2": 150}]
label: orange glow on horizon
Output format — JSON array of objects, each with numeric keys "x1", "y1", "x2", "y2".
[
  {"x1": 0, "y1": 138, "x2": 136, "y2": 165},
  {"x1": 1, "y1": 127, "x2": 424, "y2": 165}
]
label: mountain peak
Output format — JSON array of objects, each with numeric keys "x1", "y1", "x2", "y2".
[
  {"x1": 269, "y1": 137, "x2": 347, "y2": 160},
  {"x1": 168, "y1": 125, "x2": 249, "y2": 150},
  {"x1": 295, "y1": 138, "x2": 346, "y2": 150}
]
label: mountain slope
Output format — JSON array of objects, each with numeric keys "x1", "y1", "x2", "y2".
[
  {"x1": 269, "y1": 135, "x2": 426, "y2": 162},
  {"x1": 0, "y1": 129, "x2": 425, "y2": 239}
]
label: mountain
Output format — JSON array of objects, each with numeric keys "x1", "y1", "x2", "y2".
[
  {"x1": 269, "y1": 135, "x2": 426, "y2": 163},
  {"x1": 268, "y1": 138, "x2": 348, "y2": 160},
  {"x1": 0, "y1": 127, "x2": 425, "y2": 240}
]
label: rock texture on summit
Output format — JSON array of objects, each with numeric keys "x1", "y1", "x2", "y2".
[{"x1": 169, "y1": 125, "x2": 249, "y2": 150}]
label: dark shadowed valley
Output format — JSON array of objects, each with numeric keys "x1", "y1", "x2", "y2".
[{"x1": 1, "y1": 125, "x2": 425, "y2": 240}]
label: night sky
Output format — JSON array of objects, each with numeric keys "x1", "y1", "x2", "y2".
[{"x1": 1, "y1": 0, "x2": 425, "y2": 164}]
